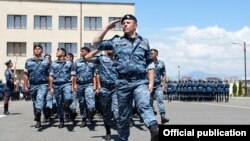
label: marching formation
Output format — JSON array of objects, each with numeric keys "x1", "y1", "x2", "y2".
[
  {"x1": 2, "y1": 14, "x2": 171, "y2": 141},
  {"x1": 165, "y1": 80, "x2": 230, "y2": 102}
]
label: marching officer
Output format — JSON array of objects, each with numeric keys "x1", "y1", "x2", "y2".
[
  {"x1": 74, "y1": 47, "x2": 96, "y2": 127},
  {"x1": 24, "y1": 44, "x2": 50, "y2": 128},
  {"x1": 86, "y1": 14, "x2": 159, "y2": 141},
  {"x1": 49, "y1": 47, "x2": 75, "y2": 128},
  {"x1": 3, "y1": 60, "x2": 14, "y2": 115},
  {"x1": 150, "y1": 48, "x2": 169, "y2": 124},
  {"x1": 94, "y1": 49, "x2": 118, "y2": 140}
]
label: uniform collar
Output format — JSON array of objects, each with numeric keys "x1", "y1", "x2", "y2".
[
  {"x1": 121, "y1": 33, "x2": 143, "y2": 40},
  {"x1": 32, "y1": 57, "x2": 43, "y2": 61}
]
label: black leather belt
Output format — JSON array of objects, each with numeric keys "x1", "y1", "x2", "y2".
[
  {"x1": 118, "y1": 73, "x2": 146, "y2": 81},
  {"x1": 101, "y1": 83, "x2": 115, "y2": 90}
]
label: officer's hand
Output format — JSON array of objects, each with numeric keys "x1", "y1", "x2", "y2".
[
  {"x1": 95, "y1": 87, "x2": 101, "y2": 94},
  {"x1": 163, "y1": 86, "x2": 167, "y2": 93},
  {"x1": 24, "y1": 86, "x2": 29, "y2": 92},
  {"x1": 72, "y1": 86, "x2": 76, "y2": 93},
  {"x1": 49, "y1": 87, "x2": 54, "y2": 95},
  {"x1": 106, "y1": 19, "x2": 121, "y2": 30},
  {"x1": 149, "y1": 83, "x2": 154, "y2": 94}
]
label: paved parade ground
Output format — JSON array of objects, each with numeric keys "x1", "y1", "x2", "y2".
[{"x1": 1, "y1": 97, "x2": 250, "y2": 141}]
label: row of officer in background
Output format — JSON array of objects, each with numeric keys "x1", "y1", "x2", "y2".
[{"x1": 165, "y1": 80, "x2": 230, "y2": 102}]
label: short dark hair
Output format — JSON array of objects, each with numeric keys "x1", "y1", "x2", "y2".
[
  {"x1": 150, "y1": 48, "x2": 158, "y2": 53},
  {"x1": 67, "y1": 53, "x2": 74, "y2": 58},
  {"x1": 44, "y1": 54, "x2": 51, "y2": 58},
  {"x1": 57, "y1": 47, "x2": 67, "y2": 55},
  {"x1": 34, "y1": 43, "x2": 43, "y2": 50},
  {"x1": 81, "y1": 47, "x2": 90, "y2": 52}
]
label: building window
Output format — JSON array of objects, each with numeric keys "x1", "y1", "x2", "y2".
[
  {"x1": 34, "y1": 16, "x2": 52, "y2": 29},
  {"x1": 59, "y1": 43, "x2": 77, "y2": 55},
  {"x1": 34, "y1": 42, "x2": 52, "y2": 55},
  {"x1": 7, "y1": 42, "x2": 26, "y2": 56},
  {"x1": 7, "y1": 15, "x2": 27, "y2": 29},
  {"x1": 84, "y1": 17, "x2": 102, "y2": 30},
  {"x1": 84, "y1": 43, "x2": 91, "y2": 48},
  {"x1": 59, "y1": 16, "x2": 77, "y2": 29},
  {"x1": 109, "y1": 17, "x2": 122, "y2": 30}
]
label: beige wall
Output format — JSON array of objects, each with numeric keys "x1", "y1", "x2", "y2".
[{"x1": 0, "y1": 0, "x2": 134, "y2": 82}]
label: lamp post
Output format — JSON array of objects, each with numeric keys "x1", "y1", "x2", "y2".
[
  {"x1": 178, "y1": 65, "x2": 180, "y2": 80},
  {"x1": 233, "y1": 41, "x2": 249, "y2": 96}
]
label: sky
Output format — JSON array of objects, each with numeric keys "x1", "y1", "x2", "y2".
[{"x1": 68, "y1": 0, "x2": 250, "y2": 79}]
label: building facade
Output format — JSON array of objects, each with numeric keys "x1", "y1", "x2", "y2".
[{"x1": 0, "y1": 0, "x2": 134, "y2": 83}]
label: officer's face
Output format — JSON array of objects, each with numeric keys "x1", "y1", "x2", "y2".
[
  {"x1": 121, "y1": 19, "x2": 137, "y2": 34},
  {"x1": 66, "y1": 55, "x2": 73, "y2": 61},
  {"x1": 45, "y1": 55, "x2": 51, "y2": 61},
  {"x1": 56, "y1": 49, "x2": 65, "y2": 57},
  {"x1": 80, "y1": 49, "x2": 89, "y2": 57},
  {"x1": 150, "y1": 51, "x2": 158, "y2": 59},
  {"x1": 34, "y1": 47, "x2": 43, "y2": 56},
  {"x1": 8, "y1": 63, "x2": 13, "y2": 68}
]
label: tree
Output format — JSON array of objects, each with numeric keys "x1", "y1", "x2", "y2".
[
  {"x1": 238, "y1": 81, "x2": 242, "y2": 96},
  {"x1": 232, "y1": 83, "x2": 237, "y2": 96}
]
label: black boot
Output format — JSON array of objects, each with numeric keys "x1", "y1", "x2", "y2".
[
  {"x1": 105, "y1": 125, "x2": 111, "y2": 141},
  {"x1": 4, "y1": 103, "x2": 10, "y2": 115},
  {"x1": 88, "y1": 108, "x2": 96, "y2": 120},
  {"x1": 70, "y1": 110, "x2": 77, "y2": 122},
  {"x1": 58, "y1": 118, "x2": 64, "y2": 128},
  {"x1": 149, "y1": 124, "x2": 159, "y2": 141},
  {"x1": 34, "y1": 111, "x2": 41, "y2": 128},
  {"x1": 129, "y1": 118, "x2": 134, "y2": 127},
  {"x1": 160, "y1": 113, "x2": 169, "y2": 124},
  {"x1": 35, "y1": 121, "x2": 41, "y2": 128},
  {"x1": 80, "y1": 118, "x2": 87, "y2": 128}
]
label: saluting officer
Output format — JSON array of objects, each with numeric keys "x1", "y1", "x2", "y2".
[
  {"x1": 24, "y1": 44, "x2": 50, "y2": 128},
  {"x1": 85, "y1": 14, "x2": 159, "y2": 141}
]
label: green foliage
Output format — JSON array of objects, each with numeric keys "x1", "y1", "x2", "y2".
[
  {"x1": 232, "y1": 83, "x2": 237, "y2": 96},
  {"x1": 238, "y1": 81, "x2": 242, "y2": 96}
]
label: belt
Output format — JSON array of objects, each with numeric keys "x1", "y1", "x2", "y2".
[
  {"x1": 77, "y1": 80, "x2": 92, "y2": 85},
  {"x1": 118, "y1": 73, "x2": 146, "y2": 81},
  {"x1": 54, "y1": 82, "x2": 69, "y2": 86},
  {"x1": 101, "y1": 83, "x2": 115, "y2": 90}
]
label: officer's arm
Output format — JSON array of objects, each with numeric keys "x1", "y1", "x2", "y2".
[
  {"x1": 92, "y1": 19, "x2": 120, "y2": 46},
  {"x1": 148, "y1": 68, "x2": 155, "y2": 93},
  {"x1": 85, "y1": 41, "x2": 113, "y2": 61},
  {"x1": 92, "y1": 75, "x2": 97, "y2": 90},
  {"x1": 23, "y1": 72, "x2": 29, "y2": 90},
  {"x1": 162, "y1": 62, "x2": 167, "y2": 91},
  {"x1": 49, "y1": 76, "x2": 53, "y2": 90},
  {"x1": 5, "y1": 71, "x2": 13, "y2": 85}
]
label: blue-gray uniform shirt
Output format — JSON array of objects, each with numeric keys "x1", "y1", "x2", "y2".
[
  {"x1": 74, "y1": 57, "x2": 95, "y2": 84},
  {"x1": 24, "y1": 57, "x2": 50, "y2": 85},
  {"x1": 153, "y1": 60, "x2": 166, "y2": 86},
  {"x1": 4, "y1": 68, "x2": 14, "y2": 91},
  {"x1": 94, "y1": 55, "x2": 117, "y2": 85},
  {"x1": 97, "y1": 34, "x2": 154, "y2": 76},
  {"x1": 50, "y1": 59, "x2": 75, "y2": 84}
]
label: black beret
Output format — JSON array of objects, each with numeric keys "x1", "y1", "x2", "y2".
[
  {"x1": 121, "y1": 14, "x2": 137, "y2": 23},
  {"x1": 34, "y1": 43, "x2": 43, "y2": 50},
  {"x1": 81, "y1": 47, "x2": 91, "y2": 52},
  {"x1": 57, "y1": 47, "x2": 67, "y2": 55},
  {"x1": 5, "y1": 59, "x2": 12, "y2": 65}
]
